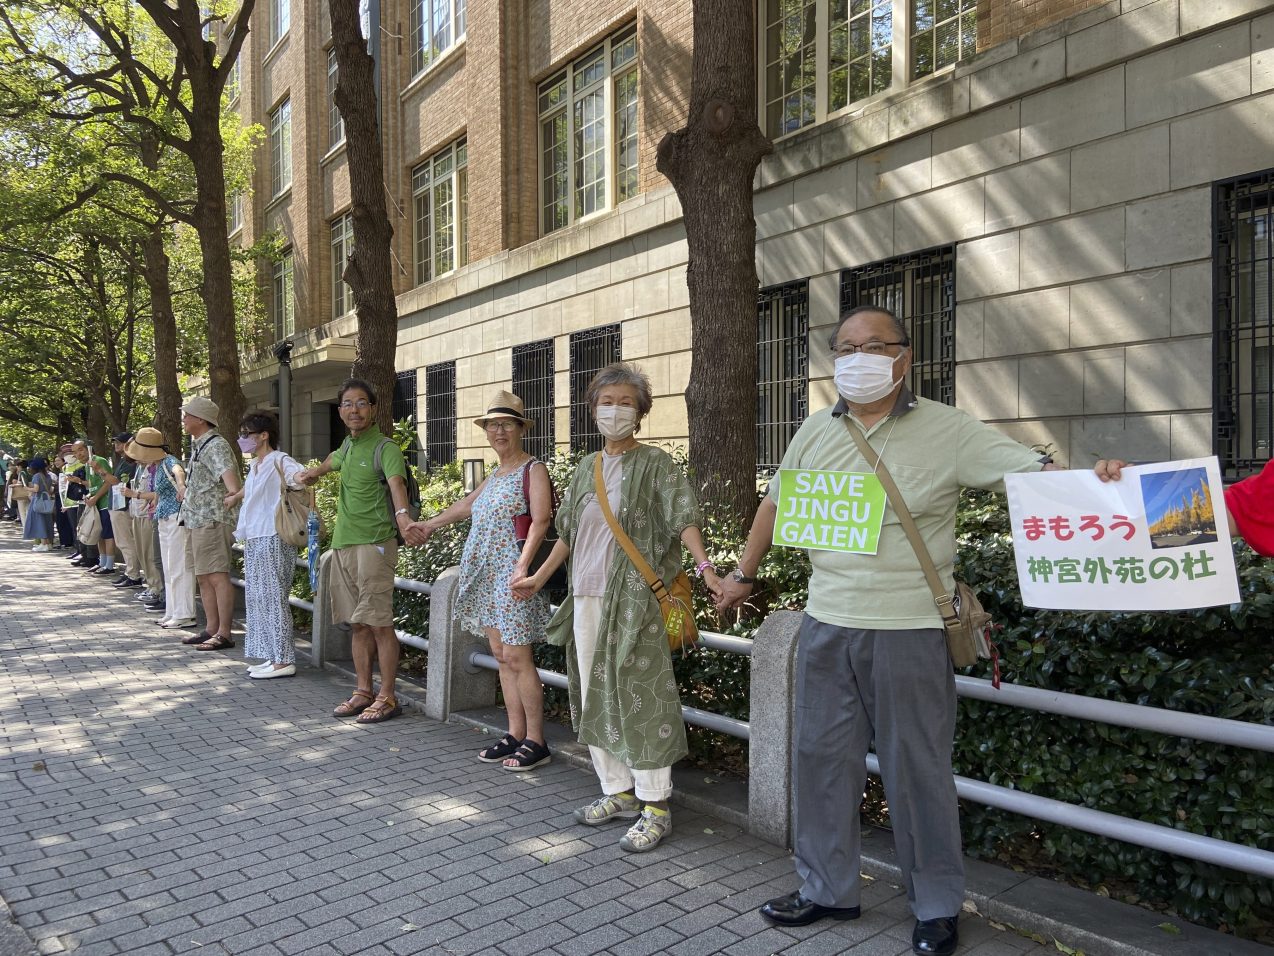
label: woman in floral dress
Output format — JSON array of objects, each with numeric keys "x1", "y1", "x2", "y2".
[
  {"x1": 512, "y1": 362, "x2": 722, "y2": 853},
  {"x1": 413, "y1": 391, "x2": 554, "y2": 770}
]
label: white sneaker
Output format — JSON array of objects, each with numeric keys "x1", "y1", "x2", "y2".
[
  {"x1": 31, "y1": 545, "x2": 51, "y2": 552},
  {"x1": 159, "y1": 618, "x2": 197, "y2": 629}
]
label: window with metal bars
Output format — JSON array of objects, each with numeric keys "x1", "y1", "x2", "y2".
[
  {"x1": 392, "y1": 370, "x2": 421, "y2": 469},
  {"x1": 1214, "y1": 170, "x2": 1274, "y2": 478},
  {"x1": 757, "y1": 281, "x2": 810, "y2": 472},
  {"x1": 840, "y1": 246, "x2": 955, "y2": 405},
  {"x1": 569, "y1": 324, "x2": 622, "y2": 453},
  {"x1": 513, "y1": 340, "x2": 555, "y2": 462},
  {"x1": 424, "y1": 362, "x2": 456, "y2": 471}
]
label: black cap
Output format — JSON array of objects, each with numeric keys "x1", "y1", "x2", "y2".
[{"x1": 113, "y1": 432, "x2": 134, "y2": 444}]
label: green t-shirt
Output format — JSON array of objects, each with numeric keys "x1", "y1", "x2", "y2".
[
  {"x1": 330, "y1": 427, "x2": 407, "y2": 549},
  {"x1": 769, "y1": 392, "x2": 1045, "y2": 631},
  {"x1": 85, "y1": 455, "x2": 111, "y2": 500}
]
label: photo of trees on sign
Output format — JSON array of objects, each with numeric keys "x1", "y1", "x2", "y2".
[{"x1": 1140, "y1": 467, "x2": 1218, "y2": 550}]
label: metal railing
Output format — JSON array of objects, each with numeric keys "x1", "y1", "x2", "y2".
[{"x1": 238, "y1": 564, "x2": 1274, "y2": 880}]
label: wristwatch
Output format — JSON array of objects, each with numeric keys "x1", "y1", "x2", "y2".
[
  {"x1": 730, "y1": 568, "x2": 758, "y2": 585},
  {"x1": 394, "y1": 508, "x2": 409, "y2": 518}
]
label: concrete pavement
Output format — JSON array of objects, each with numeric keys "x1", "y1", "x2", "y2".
[{"x1": 0, "y1": 527, "x2": 1260, "y2": 956}]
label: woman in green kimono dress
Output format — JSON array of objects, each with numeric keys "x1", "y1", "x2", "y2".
[{"x1": 512, "y1": 362, "x2": 722, "y2": 853}]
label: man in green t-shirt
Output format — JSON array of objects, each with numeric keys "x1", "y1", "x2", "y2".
[
  {"x1": 717, "y1": 306, "x2": 1068, "y2": 956},
  {"x1": 69, "y1": 440, "x2": 119, "y2": 575},
  {"x1": 299, "y1": 378, "x2": 417, "y2": 725}
]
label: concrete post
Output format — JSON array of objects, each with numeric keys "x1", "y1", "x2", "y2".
[
  {"x1": 308, "y1": 550, "x2": 350, "y2": 666},
  {"x1": 424, "y1": 566, "x2": 499, "y2": 721},
  {"x1": 747, "y1": 610, "x2": 804, "y2": 848}
]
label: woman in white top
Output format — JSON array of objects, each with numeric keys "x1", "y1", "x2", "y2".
[{"x1": 226, "y1": 411, "x2": 307, "y2": 678}]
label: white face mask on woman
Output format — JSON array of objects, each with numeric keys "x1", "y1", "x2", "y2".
[
  {"x1": 834, "y1": 352, "x2": 904, "y2": 405},
  {"x1": 595, "y1": 404, "x2": 639, "y2": 441}
]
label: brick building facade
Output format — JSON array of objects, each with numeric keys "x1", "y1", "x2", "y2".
[{"x1": 229, "y1": 0, "x2": 1274, "y2": 478}]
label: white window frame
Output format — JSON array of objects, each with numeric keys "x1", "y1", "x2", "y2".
[
  {"x1": 409, "y1": 0, "x2": 466, "y2": 79},
  {"x1": 327, "y1": 49, "x2": 344, "y2": 152},
  {"x1": 331, "y1": 213, "x2": 354, "y2": 318},
  {"x1": 269, "y1": 98, "x2": 292, "y2": 199},
  {"x1": 272, "y1": 251, "x2": 295, "y2": 340},
  {"x1": 537, "y1": 23, "x2": 638, "y2": 236},
  {"x1": 758, "y1": 0, "x2": 976, "y2": 141},
  {"x1": 227, "y1": 190, "x2": 244, "y2": 235},
  {"x1": 412, "y1": 139, "x2": 468, "y2": 286},
  {"x1": 269, "y1": 0, "x2": 290, "y2": 47}
]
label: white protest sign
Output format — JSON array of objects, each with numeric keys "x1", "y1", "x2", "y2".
[{"x1": 1004, "y1": 457, "x2": 1240, "y2": 611}]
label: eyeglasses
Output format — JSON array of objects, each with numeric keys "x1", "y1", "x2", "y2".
[
  {"x1": 339, "y1": 400, "x2": 372, "y2": 410},
  {"x1": 483, "y1": 420, "x2": 521, "y2": 432},
  {"x1": 830, "y1": 340, "x2": 908, "y2": 358}
]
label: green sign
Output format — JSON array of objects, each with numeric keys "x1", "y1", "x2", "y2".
[{"x1": 773, "y1": 469, "x2": 887, "y2": 554}]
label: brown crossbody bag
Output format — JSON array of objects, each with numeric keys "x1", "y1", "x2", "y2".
[
  {"x1": 592, "y1": 453, "x2": 699, "y2": 655},
  {"x1": 843, "y1": 419, "x2": 1000, "y2": 686}
]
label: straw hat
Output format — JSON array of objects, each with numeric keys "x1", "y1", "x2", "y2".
[
  {"x1": 181, "y1": 396, "x2": 220, "y2": 428},
  {"x1": 126, "y1": 427, "x2": 168, "y2": 463},
  {"x1": 474, "y1": 390, "x2": 534, "y2": 430}
]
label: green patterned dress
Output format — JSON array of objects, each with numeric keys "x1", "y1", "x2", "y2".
[{"x1": 546, "y1": 444, "x2": 701, "y2": 770}]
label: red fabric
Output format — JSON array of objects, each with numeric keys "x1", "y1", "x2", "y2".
[{"x1": 1224, "y1": 460, "x2": 1274, "y2": 557}]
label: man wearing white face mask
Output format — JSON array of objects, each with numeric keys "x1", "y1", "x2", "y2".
[{"x1": 717, "y1": 306, "x2": 1061, "y2": 956}]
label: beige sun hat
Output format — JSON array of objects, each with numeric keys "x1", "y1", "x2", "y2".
[
  {"x1": 181, "y1": 395, "x2": 220, "y2": 427},
  {"x1": 474, "y1": 390, "x2": 534, "y2": 430},
  {"x1": 126, "y1": 427, "x2": 168, "y2": 463}
]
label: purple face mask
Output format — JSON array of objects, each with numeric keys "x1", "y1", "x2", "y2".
[{"x1": 236, "y1": 436, "x2": 258, "y2": 453}]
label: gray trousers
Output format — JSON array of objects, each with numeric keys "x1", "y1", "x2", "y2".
[{"x1": 793, "y1": 614, "x2": 965, "y2": 920}]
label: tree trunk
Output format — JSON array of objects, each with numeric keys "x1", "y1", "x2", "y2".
[
  {"x1": 142, "y1": 223, "x2": 183, "y2": 451},
  {"x1": 656, "y1": 0, "x2": 771, "y2": 524},
  {"x1": 330, "y1": 0, "x2": 399, "y2": 434}
]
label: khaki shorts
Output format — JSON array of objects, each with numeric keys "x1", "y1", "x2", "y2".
[
  {"x1": 329, "y1": 540, "x2": 398, "y2": 628},
  {"x1": 188, "y1": 522, "x2": 234, "y2": 576}
]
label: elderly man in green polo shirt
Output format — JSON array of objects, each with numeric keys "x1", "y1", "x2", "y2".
[
  {"x1": 717, "y1": 305, "x2": 1063, "y2": 956},
  {"x1": 298, "y1": 378, "x2": 419, "y2": 725}
]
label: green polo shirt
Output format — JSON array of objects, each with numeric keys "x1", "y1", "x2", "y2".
[
  {"x1": 330, "y1": 427, "x2": 407, "y2": 550},
  {"x1": 769, "y1": 389, "x2": 1045, "y2": 631}
]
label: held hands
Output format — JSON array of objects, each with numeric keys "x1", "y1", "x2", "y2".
[
  {"x1": 402, "y1": 517, "x2": 433, "y2": 547},
  {"x1": 701, "y1": 568, "x2": 724, "y2": 605},
  {"x1": 509, "y1": 569, "x2": 543, "y2": 601},
  {"x1": 714, "y1": 575, "x2": 754, "y2": 612},
  {"x1": 294, "y1": 467, "x2": 321, "y2": 487},
  {"x1": 1094, "y1": 459, "x2": 1132, "y2": 483}
]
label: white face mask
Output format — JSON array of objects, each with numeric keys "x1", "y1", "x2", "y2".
[
  {"x1": 595, "y1": 404, "x2": 639, "y2": 441},
  {"x1": 834, "y1": 352, "x2": 904, "y2": 404}
]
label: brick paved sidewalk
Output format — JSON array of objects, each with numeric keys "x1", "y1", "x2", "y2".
[{"x1": 0, "y1": 530, "x2": 1054, "y2": 956}]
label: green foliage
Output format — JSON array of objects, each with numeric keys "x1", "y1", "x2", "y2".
[{"x1": 951, "y1": 489, "x2": 1273, "y2": 938}]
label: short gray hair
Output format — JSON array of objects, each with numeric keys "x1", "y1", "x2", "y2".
[
  {"x1": 827, "y1": 304, "x2": 910, "y2": 351},
  {"x1": 586, "y1": 362, "x2": 653, "y2": 419}
]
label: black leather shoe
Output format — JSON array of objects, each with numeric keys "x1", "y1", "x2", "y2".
[
  {"x1": 759, "y1": 891, "x2": 860, "y2": 927},
  {"x1": 912, "y1": 916, "x2": 959, "y2": 955},
  {"x1": 110, "y1": 575, "x2": 131, "y2": 587}
]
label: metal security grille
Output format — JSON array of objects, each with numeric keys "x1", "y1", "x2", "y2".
[
  {"x1": 840, "y1": 245, "x2": 956, "y2": 405},
  {"x1": 757, "y1": 281, "x2": 810, "y2": 472},
  {"x1": 1214, "y1": 170, "x2": 1274, "y2": 479},
  {"x1": 392, "y1": 370, "x2": 421, "y2": 469},
  {"x1": 424, "y1": 361, "x2": 456, "y2": 471},
  {"x1": 569, "y1": 324, "x2": 622, "y2": 453},
  {"x1": 513, "y1": 339, "x2": 555, "y2": 462}
]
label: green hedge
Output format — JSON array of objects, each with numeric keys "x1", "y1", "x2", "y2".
[{"x1": 298, "y1": 449, "x2": 1272, "y2": 939}]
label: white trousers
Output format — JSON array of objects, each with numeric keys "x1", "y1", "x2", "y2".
[
  {"x1": 573, "y1": 595, "x2": 673, "y2": 802},
  {"x1": 158, "y1": 515, "x2": 196, "y2": 620}
]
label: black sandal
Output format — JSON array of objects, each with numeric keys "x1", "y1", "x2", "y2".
[
  {"x1": 477, "y1": 733, "x2": 520, "y2": 763},
  {"x1": 181, "y1": 630, "x2": 211, "y2": 645},
  {"x1": 502, "y1": 739, "x2": 552, "y2": 772}
]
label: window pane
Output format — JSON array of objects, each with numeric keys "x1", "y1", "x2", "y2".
[
  {"x1": 269, "y1": 100, "x2": 292, "y2": 197},
  {"x1": 756, "y1": 282, "x2": 810, "y2": 472},
  {"x1": 541, "y1": 112, "x2": 569, "y2": 234},
  {"x1": 913, "y1": 0, "x2": 974, "y2": 77},
  {"x1": 424, "y1": 362, "x2": 456, "y2": 470},
  {"x1": 327, "y1": 49, "x2": 343, "y2": 150},
  {"x1": 413, "y1": 177, "x2": 432, "y2": 285},
  {"x1": 433, "y1": 177, "x2": 455, "y2": 277},
  {"x1": 766, "y1": 0, "x2": 816, "y2": 137},
  {"x1": 512, "y1": 340, "x2": 556, "y2": 462},
  {"x1": 569, "y1": 325, "x2": 622, "y2": 453},
  {"x1": 614, "y1": 67, "x2": 639, "y2": 203}
]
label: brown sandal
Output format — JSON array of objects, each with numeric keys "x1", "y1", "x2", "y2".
[
  {"x1": 356, "y1": 694, "x2": 403, "y2": 724},
  {"x1": 332, "y1": 690, "x2": 374, "y2": 718},
  {"x1": 194, "y1": 634, "x2": 235, "y2": 651}
]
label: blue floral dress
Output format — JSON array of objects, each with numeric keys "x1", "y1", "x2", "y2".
[{"x1": 454, "y1": 464, "x2": 550, "y2": 646}]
